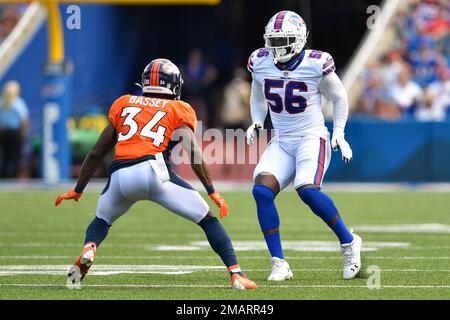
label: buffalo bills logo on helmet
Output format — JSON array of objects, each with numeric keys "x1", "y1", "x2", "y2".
[{"x1": 288, "y1": 15, "x2": 304, "y2": 28}]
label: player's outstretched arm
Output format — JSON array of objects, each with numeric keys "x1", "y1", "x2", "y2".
[
  {"x1": 55, "y1": 123, "x2": 117, "y2": 206},
  {"x1": 319, "y1": 72, "x2": 353, "y2": 163},
  {"x1": 174, "y1": 126, "x2": 229, "y2": 219}
]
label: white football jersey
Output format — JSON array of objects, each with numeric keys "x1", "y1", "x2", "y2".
[{"x1": 248, "y1": 48, "x2": 336, "y2": 137}]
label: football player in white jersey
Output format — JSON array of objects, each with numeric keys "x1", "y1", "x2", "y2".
[{"x1": 246, "y1": 10, "x2": 362, "y2": 281}]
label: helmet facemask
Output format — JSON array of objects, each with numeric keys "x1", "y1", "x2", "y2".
[
  {"x1": 173, "y1": 78, "x2": 183, "y2": 100},
  {"x1": 264, "y1": 33, "x2": 307, "y2": 64}
]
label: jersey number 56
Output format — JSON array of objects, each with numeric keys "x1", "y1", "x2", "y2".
[{"x1": 264, "y1": 80, "x2": 308, "y2": 114}]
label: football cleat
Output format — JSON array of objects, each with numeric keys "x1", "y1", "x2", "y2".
[
  {"x1": 267, "y1": 257, "x2": 294, "y2": 281},
  {"x1": 341, "y1": 233, "x2": 362, "y2": 279},
  {"x1": 231, "y1": 274, "x2": 257, "y2": 290},
  {"x1": 67, "y1": 242, "x2": 96, "y2": 283}
]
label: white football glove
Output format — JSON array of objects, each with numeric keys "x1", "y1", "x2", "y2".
[
  {"x1": 331, "y1": 130, "x2": 353, "y2": 163},
  {"x1": 246, "y1": 123, "x2": 263, "y2": 145}
]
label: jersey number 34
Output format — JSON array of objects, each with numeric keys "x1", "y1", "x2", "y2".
[
  {"x1": 118, "y1": 106, "x2": 167, "y2": 146},
  {"x1": 264, "y1": 80, "x2": 308, "y2": 114}
]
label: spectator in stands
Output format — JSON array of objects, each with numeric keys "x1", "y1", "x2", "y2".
[
  {"x1": 357, "y1": 61, "x2": 401, "y2": 120},
  {"x1": 219, "y1": 68, "x2": 251, "y2": 176},
  {"x1": 414, "y1": 0, "x2": 441, "y2": 23},
  {"x1": 426, "y1": 3, "x2": 449, "y2": 41},
  {"x1": 358, "y1": 68, "x2": 381, "y2": 116},
  {"x1": 431, "y1": 4, "x2": 450, "y2": 66},
  {"x1": 219, "y1": 68, "x2": 251, "y2": 130},
  {"x1": 416, "y1": 66, "x2": 450, "y2": 121},
  {"x1": 0, "y1": 81, "x2": 29, "y2": 178},
  {"x1": 0, "y1": 5, "x2": 21, "y2": 43},
  {"x1": 389, "y1": 66, "x2": 423, "y2": 116},
  {"x1": 181, "y1": 49, "x2": 218, "y2": 129},
  {"x1": 379, "y1": 51, "x2": 407, "y2": 87},
  {"x1": 409, "y1": 44, "x2": 441, "y2": 87},
  {"x1": 438, "y1": 29, "x2": 450, "y2": 66},
  {"x1": 406, "y1": 21, "x2": 435, "y2": 55}
]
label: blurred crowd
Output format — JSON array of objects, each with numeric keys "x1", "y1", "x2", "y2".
[
  {"x1": 357, "y1": 0, "x2": 450, "y2": 121},
  {"x1": 0, "y1": 81, "x2": 29, "y2": 178},
  {"x1": 180, "y1": 49, "x2": 252, "y2": 131},
  {"x1": 0, "y1": 4, "x2": 25, "y2": 43}
]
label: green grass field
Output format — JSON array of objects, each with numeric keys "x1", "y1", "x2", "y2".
[{"x1": 0, "y1": 189, "x2": 449, "y2": 299}]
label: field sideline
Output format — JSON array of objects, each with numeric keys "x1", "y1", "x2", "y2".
[{"x1": 0, "y1": 190, "x2": 449, "y2": 299}]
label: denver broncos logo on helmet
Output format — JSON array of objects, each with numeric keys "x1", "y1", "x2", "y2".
[
  {"x1": 161, "y1": 62, "x2": 180, "y2": 75},
  {"x1": 141, "y1": 59, "x2": 184, "y2": 100}
]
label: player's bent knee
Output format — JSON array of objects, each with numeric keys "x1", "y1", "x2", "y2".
[
  {"x1": 253, "y1": 185, "x2": 280, "y2": 230},
  {"x1": 297, "y1": 186, "x2": 320, "y2": 204},
  {"x1": 296, "y1": 184, "x2": 319, "y2": 193},
  {"x1": 95, "y1": 212, "x2": 114, "y2": 226},
  {"x1": 252, "y1": 184, "x2": 276, "y2": 205},
  {"x1": 198, "y1": 211, "x2": 215, "y2": 224},
  {"x1": 297, "y1": 187, "x2": 338, "y2": 212},
  {"x1": 254, "y1": 173, "x2": 280, "y2": 194},
  {"x1": 297, "y1": 184, "x2": 320, "y2": 204}
]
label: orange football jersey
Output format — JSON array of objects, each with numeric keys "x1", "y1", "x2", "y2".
[{"x1": 108, "y1": 94, "x2": 197, "y2": 160}]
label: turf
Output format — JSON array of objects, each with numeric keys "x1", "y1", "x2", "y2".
[{"x1": 0, "y1": 190, "x2": 449, "y2": 299}]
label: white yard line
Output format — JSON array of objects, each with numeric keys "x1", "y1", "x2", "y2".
[
  {"x1": 247, "y1": 269, "x2": 450, "y2": 272},
  {"x1": 0, "y1": 283, "x2": 449, "y2": 289},
  {"x1": 354, "y1": 223, "x2": 450, "y2": 234},
  {"x1": 0, "y1": 264, "x2": 223, "y2": 276},
  {"x1": 0, "y1": 255, "x2": 449, "y2": 260},
  {"x1": 0, "y1": 232, "x2": 203, "y2": 239},
  {"x1": 236, "y1": 269, "x2": 448, "y2": 272},
  {"x1": 0, "y1": 265, "x2": 449, "y2": 277},
  {"x1": 0, "y1": 240, "x2": 413, "y2": 252}
]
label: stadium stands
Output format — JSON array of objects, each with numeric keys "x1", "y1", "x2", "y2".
[{"x1": 356, "y1": 0, "x2": 449, "y2": 121}]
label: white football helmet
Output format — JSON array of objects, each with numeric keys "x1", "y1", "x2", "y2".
[{"x1": 264, "y1": 11, "x2": 308, "y2": 64}]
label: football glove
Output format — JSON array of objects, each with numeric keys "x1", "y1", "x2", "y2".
[
  {"x1": 209, "y1": 192, "x2": 229, "y2": 219},
  {"x1": 55, "y1": 189, "x2": 82, "y2": 206},
  {"x1": 245, "y1": 123, "x2": 263, "y2": 146},
  {"x1": 331, "y1": 130, "x2": 353, "y2": 163}
]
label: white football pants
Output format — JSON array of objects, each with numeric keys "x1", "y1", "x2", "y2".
[
  {"x1": 96, "y1": 160, "x2": 209, "y2": 225},
  {"x1": 253, "y1": 133, "x2": 332, "y2": 190}
]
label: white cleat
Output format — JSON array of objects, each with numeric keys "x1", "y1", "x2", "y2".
[
  {"x1": 267, "y1": 257, "x2": 294, "y2": 281},
  {"x1": 341, "y1": 233, "x2": 362, "y2": 279}
]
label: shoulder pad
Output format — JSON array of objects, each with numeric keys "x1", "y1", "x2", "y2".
[
  {"x1": 247, "y1": 48, "x2": 271, "y2": 73},
  {"x1": 304, "y1": 50, "x2": 336, "y2": 76}
]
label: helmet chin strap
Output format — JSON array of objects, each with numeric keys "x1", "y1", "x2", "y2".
[
  {"x1": 273, "y1": 46, "x2": 295, "y2": 64},
  {"x1": 276, "y1": 55, "x2": 293, "y2": 63}
]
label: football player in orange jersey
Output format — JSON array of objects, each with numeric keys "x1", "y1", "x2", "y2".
[{"x1": 55, "y1": 58, "x2": 256, "y2": 290}]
